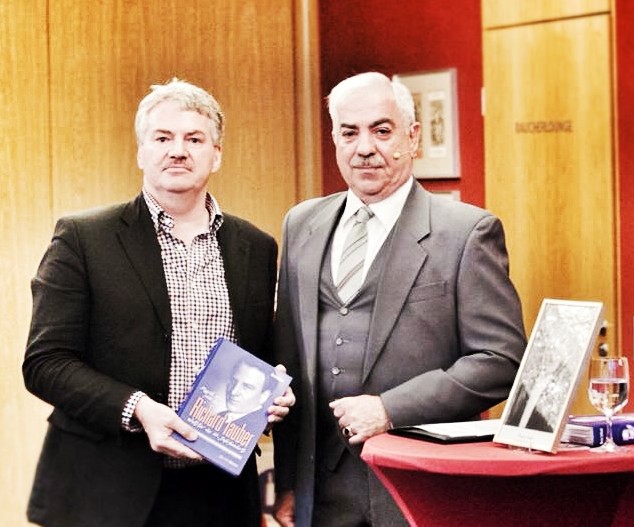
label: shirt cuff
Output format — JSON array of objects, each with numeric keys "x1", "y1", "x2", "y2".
[{"x1": 122, "y1": 390, "x2": 147, "y2": 432}]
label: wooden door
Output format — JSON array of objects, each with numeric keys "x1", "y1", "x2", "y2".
[
  {"x1": 0, "y1": 2, "x2": 55, "y2": 525},
  {"x1": 482, "y1": 0, "x2": 610, "y2": 27},
  {"x1": 48, "y1": 0, "x2": 302, "y2": 241},
  {"x1": 483, "y1": 14, "x2": 616, "y2": 415},
  {"x1": 1, "y1": 1, "x2": 320, "y2": 524}
]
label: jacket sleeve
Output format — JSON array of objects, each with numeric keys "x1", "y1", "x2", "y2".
[
  {"x1": 381, "y1": 215, "x2": 527, "y2": 426},
  {"x1": 23, "y1": 217, "x2": 142, "y2": 436}
]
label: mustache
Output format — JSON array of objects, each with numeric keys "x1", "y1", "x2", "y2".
[
  {"x1": 163, "y1": 162, "x2": 191, "y2": 170},
  {"x1": 351, "y1": 157, "x2": 385, "y2": 168}
]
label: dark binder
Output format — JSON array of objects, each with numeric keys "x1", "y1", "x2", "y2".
[{"x1": 388, "y1": 419, "x2": 500, "y2": 444}]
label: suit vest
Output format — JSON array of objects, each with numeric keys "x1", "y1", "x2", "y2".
[{"x1": 316, "y1": 232, "x2": 392, "y2": 469}]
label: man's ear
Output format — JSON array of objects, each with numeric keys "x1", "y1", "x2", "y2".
[
  {"x1": 136, "y1": 147, "x2": 144, "y2": 170},
  {"x1": 409, "y1": 122, "x2": 421, "y2": 152},
  {"x1": 211, "y1": 144, "x2": 222, "y2": 173}
]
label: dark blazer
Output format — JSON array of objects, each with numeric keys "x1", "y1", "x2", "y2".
[
  {"x1": 23, "y1": 193, "x2": 278, "y2": 527},
  {"x1": 273, "y1": 183, "x2": 527, "y2": 526}
]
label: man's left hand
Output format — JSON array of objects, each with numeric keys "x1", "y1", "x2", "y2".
[
  {"x1": 329, "y1": 395, "x2": 391, "y2": 445},
  {"x1": 266, "y1": 364, "x2": 296, "y2": 425}
]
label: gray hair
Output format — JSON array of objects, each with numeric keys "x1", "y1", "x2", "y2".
[
  {"x1": 134, "y1": 78, "x2": 225, "y2": 145},
  {"x1": 327, "y1": 72, "x2": 416, "y2": 130}
]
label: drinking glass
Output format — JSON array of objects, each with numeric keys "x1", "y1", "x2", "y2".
[{"x1": 587, "y1": 357, "x2": 629, "y2": 452}]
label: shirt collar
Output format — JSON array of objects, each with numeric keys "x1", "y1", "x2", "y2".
[
  {"x1": 142, "y1": 189, "x2": 224, "y2": 235},
  {"x1": 341, "y1": 176, "x2": 414, "y2": 229}
]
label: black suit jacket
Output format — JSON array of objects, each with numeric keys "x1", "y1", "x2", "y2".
[{"x1": 23, "y1": 194, "x2": 278, "y2": 527}]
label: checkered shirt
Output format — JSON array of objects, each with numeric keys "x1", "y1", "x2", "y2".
[{"x1": 122, "y1": 190, "x2": 236, "y2": 468}]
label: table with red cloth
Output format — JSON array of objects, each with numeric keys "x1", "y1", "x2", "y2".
[{"x1": 361, "y1": 433, "x2": 634, "y2": 526}]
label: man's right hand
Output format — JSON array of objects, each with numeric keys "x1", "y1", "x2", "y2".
[
  {"x1": 273, "y1": 490, "x2": 295, "y2": 527},
  {"x1": 134, "y1": 395, "x2": 202, "y2": 460}
]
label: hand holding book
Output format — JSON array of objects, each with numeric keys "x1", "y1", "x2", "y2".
[
  {"x1": 134, "y1": 395, "x2": 203, "y2": 461},
  {"x1": 173, "y1": 338, "x2": 293, "y2": 475},
  {"x1": 265, "y1": 364, "x2": 296, "y2": 427}
]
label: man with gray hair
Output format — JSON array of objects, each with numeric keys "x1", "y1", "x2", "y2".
[
  {"x1": 23, "y1": 78, "x2": 294, "y2": 527},
  {"x1": 273, "y1": 71, "x2": 526, "y2": 526}
]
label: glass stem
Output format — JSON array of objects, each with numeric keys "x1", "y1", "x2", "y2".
[{"x1": 605, "y1": 412, "x2": 615, "y2": 447}]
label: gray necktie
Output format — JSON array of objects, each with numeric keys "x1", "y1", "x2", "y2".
[{"x1": 336, "y1": 206, "x2": 374, "y2": 303}]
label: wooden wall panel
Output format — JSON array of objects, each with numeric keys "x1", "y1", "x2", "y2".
[
  {"x1": 2, "y1": 1, "x2": 310, "y2": 525},
  {"x1": 482, "y1": 0, "x2": 610, "y2": 28},
  {"x1": 484, "y1": 15, "x2": 615, "y2": 414},
  {"x1": 616, "y1": 0, "x2": 634, "y2": 375},
  {"x1": 0, "y1": 1, "x2": 53, "y2": 526},
  {"x1": 295, "y1": 0, "x2": 324, "y2": 200},
  {"x1": 48, "y1": 0, "x2": 298, "y2": 242}
]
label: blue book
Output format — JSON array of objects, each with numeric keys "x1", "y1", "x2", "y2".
[
  {"x1": 173, "y1": 337, "x2": 292, "y2": 476},
  {"x1": 561, "y1": 414, "x2": 634, "y2": 447}
]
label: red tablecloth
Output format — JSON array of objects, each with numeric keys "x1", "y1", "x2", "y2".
[{"x1": 361, "y1": 434, "x2": 634, "y2": 526}]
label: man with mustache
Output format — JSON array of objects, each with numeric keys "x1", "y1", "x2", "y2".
[
  {"x1": 23, "y1": 78, "x2": 294, "y2": 527},
  {"x1": 272, "y1": 72, "x2": 526, "y2": 526}
]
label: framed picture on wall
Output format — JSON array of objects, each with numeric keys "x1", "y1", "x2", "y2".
[
  {"x1": 393, "y1": 68, "x2": 460, "y2": 179},
  {"x1": 494, "y1": 298, "x2": 605, "y2": 453}
]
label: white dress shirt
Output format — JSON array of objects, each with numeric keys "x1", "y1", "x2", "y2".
[{"x1": 331, "y1": 177, "x2": 414, "y2": 284}]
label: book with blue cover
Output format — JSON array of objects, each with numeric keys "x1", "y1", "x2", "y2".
[
  {"x1": 560, "y1": 414, "x2": 634, "y2": 447},
  {"x1": 173, "y1": 337, "x2": 292, "y2": 476}
]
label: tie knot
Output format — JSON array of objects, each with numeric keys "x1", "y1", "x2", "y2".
[{"x1": 355, "y1": 206, "x2": 373, "y2": 225}]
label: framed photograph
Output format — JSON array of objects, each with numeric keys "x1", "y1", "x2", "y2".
[
  {"x1": 393, "y1": 68, "x2": 460, "y2": 179},
  {"x1": 494, "y1": 299, "x2": 605, "y2": 453}
]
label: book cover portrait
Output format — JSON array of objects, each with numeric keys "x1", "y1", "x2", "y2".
[{"x1": 174, "y1": 338, "x2": 292, "y2": 476}]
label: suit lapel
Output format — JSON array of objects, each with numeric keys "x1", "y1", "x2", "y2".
[
  {"x1": 117, "y1": 195, "x2": 172, "y2": 334},
  {"x1": 362, "y1": 184, "x2": 431, "y2": 382},
  {"x1": 296, "y1": 195, "x2": 346, "y2": 379},
  {"x1": 118, "y1": 200, "x2": 250, "y2": 342},
  {"x1": 217, "y1": 216, "x2": 250, "y2": 339}
]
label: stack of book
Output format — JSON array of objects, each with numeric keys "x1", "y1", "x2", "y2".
[{"x1": 561, "y1": 414, "x2": 634, "y2": 447}]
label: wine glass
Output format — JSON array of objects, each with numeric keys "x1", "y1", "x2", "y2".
[{"x1": 587, "y1": 357, "x2": 629, "y2": 452}]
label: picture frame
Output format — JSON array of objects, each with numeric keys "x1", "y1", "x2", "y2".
[
  {"x1": 393, "y1": 68, "x2": 460, "y2": 179},
  {"x1": 494, "y1": 298, "x2": 605, "y2": 453}
]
